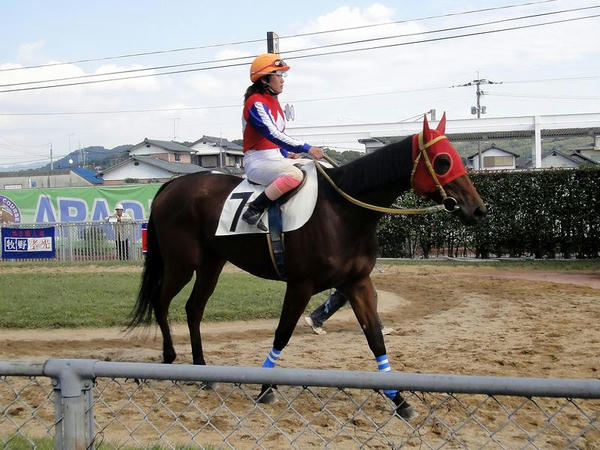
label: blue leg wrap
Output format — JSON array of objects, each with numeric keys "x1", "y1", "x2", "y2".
[
  {"x1": 262, "y1": 348, "x2": 281, "y2": 369},
  {"x1": 376, "y1": 354, "x2": 398, "y2": 400}
]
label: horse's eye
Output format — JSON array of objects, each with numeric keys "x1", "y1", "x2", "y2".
[{"x1": 433, "y1": 154, "x2": 451, "y2": 175}]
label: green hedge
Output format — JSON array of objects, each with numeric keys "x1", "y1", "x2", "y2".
[{"x1": 376, "y1": 167, "x2": 600, "y2": 259}]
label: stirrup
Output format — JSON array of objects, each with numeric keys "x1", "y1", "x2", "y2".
[{"x1": 242, "y1": 208, "x2": 267, "y2": 231}]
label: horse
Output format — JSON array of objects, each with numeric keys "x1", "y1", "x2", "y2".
[{"x1": 130, "y1": 114, "x2": 487, "y2": 419}]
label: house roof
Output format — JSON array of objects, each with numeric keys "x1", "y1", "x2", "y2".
[
  {"x1": 130, "y1": 138, "x2": 195, "y2": 154},
  {"x1": 570, "y1": 151, "x2": 599, "y2": 165},
  {"x1": 72, "y1": 167, "x2": 103, "y2": 184},
  {"x1": 466, "y1": 144, "x2": 520, "y2": 159},
  {"x1": 98, "y1": 156, "x2": 210, "y2": 176},
  {"x1": 191, "y1": 135, "x2": 243, "y2": 150}
]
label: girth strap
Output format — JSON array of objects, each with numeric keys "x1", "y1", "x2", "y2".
[{"x1": 266, "y1": 203, "x2": 286, "y2": 280}]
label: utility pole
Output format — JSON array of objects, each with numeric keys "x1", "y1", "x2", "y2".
[
  {"x1": 453, "y1": 73, "x2": 502, "y2": 169},
  {"x1": 172, "y1": 117, "x2": 180, "y2": 141},
  {"x1": 267, "y1": 31, "x2": 279, "y2": 53},
  {"x1": 48, "y1": 143, "x2": 53, "y2": 188}
]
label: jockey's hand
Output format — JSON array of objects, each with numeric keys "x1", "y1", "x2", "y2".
[
  {"x1": 288, "y1": 152, "x2": 302, "y2": 159},
  {"x1": 308, "y1": 146, "x2": 324, "y2": 160}
]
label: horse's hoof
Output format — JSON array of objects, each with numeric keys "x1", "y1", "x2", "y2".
[
  {"x1": 392, "y1": 392, "x2": 418, "y2": 420},
  {"x1": 200, "y1": 381, "x2": 216, "y2": 390},
  {"x1": 163, "y1": 350, "x2": 176, "y2": 364},
  {"x1": 395, "y1": 405, "x2": 418, "y2": 420},
  {"x1": 256, "y1": 387, "x2": 277, "y2": 404}
]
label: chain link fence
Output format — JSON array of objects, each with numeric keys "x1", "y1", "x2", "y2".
[
  {"x1": 0, "y1": 221, "x2": 145, "y2": 262},
  {"x1": 1, "y1": 360, "x2": 599, "y2": 449}
]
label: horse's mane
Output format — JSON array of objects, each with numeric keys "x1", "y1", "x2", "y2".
[{"x1": 326, "y1": 135, "x2": 413, "y2": 197}]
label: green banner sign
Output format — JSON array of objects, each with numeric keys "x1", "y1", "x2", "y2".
[{"x1": 0, "y1": 184, "x2": 162, "y2": 224}]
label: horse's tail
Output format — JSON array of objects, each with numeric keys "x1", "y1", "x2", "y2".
[{"x1": 129, "y1": 182, "x2": 171, "y2": 328}]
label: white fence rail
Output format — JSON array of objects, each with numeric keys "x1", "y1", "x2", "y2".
[
  {"x1": 0, "y1": 221, "x2": 145, "y2": 262},
  {"x1": 1, "y1": 359, "x2": 599, "y2": 449}
]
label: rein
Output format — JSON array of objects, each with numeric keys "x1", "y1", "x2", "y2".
[{"x1": 315, "y1": 132, "x2": 455, "y2": 215}]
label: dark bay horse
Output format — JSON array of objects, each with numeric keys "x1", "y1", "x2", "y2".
[{"x1": 130, "y1": 115, "x2": 486, "y2": 418}]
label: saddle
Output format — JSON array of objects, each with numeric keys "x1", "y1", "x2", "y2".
[{"x1": 215, "y1": 162, "x2": 319, "y2": 237}]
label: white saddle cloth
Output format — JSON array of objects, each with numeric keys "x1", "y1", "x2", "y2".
[{"x1": 216, "y1": 161, "x2": 321, "y2": 236}]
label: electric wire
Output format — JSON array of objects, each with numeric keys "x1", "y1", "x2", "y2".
[
  {"x1": 485, "y1": 91, "x2": 600, "y2": 100},
  {"x1": 2, "y1": 74, "x2": 599, "y2": 116},
  {"x1": 1, "y1": 12, "x2": 598, "y2": 94},
  {"x1": 2, "y1": 4, "x2": 596, "y2": 89},
  {"x1": 0, "y1": 0, "x2": 561, "y2": 73}
]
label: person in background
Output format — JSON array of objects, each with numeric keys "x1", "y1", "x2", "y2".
[
  {"x1": 241, "y1": 52, "x2": 324, "y2": 228},
  {"x1": 106, "y1": 203, "x2": 133, "y2": 260},
  {"x1": 305, "y1": 289, "x2": 394, "y2": 336}
]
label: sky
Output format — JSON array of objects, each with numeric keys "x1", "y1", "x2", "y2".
[{"x1": 1, "y1": 0, "x2": 599, "y2": 168}]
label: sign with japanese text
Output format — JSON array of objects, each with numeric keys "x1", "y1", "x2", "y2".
[
  {"x1": 0, "y1": 184, "x2": 161, "y2": 225},
  {"x1": 1, "y1": 227, "x2": 56, "y2": 259}
]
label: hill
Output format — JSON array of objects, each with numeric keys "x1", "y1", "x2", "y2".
[{"x1": 42, "y1": 145, "x2": 133, "y2": 171}]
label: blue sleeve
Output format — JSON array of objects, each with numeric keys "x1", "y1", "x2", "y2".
[{"x1": 247, "y1": 102, "x2": 311, "y2": 153}]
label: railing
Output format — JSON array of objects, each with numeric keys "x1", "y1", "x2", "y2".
[
  {"x1": 1, "y1": 359, "x2": 599, "y2": 449},
  {"x1": 0, "y1": 221, "x2": 145, "y2": 262}
]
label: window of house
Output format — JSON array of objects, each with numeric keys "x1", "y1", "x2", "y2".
[
  {"x1": 483, "y1": 155, "x2": 512, "y2": 168},
  {"x1": 202, "y1": 155, "x2": 218, "y2": 167},
  {"x1": 174, "y1": 153, "x2": 181, "y2": 162}
]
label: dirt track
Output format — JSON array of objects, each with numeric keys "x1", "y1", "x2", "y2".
[
  {"x1": 1, "y1": 264, "x2": 599, "y2": 447},
  {"x1": 1, "y1": 265, "x2": 599, "y2": 379}
]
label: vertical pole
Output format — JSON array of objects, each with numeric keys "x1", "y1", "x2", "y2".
[
  {"x1": 267, "y1": 31, "x2": 279, "y2": 53},
  {"x1": 534, "y1": 115, "x2": 542, "y2": 168},
  {"x1": 48, "y1": 143, "x2": 53, "y2": 188},
  {"x1": 51, "y1": 366, "x2": 95, "y2": 449}
]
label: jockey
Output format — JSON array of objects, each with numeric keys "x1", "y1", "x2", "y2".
[{"x1": 242, "y1": 53, "x2": 324, "y2": 227}]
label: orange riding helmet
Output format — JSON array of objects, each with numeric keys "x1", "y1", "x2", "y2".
[{"x1": 250, "y1": 53, "x2": 290, "y2": 83}]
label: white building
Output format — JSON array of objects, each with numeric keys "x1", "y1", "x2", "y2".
[
  {"x1": 467, "y1": 144, "x2": 519, "y2": 171},
  {"x1": 99, "y1": 156, "x2": 208, "y2": 185}
]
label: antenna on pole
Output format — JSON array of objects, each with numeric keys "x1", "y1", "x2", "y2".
[{"x1": 452, "y1": 73, "x2": 502, "y2": 170}]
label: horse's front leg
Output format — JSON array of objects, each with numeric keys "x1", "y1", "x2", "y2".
[
  {"x1": 257, "y1": 281, "x2": 313, "y2": 404},
  {"x1": 342, "y1": 276, "x2": 418, "y2": 420}
]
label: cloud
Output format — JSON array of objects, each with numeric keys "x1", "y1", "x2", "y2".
[
  {"x1": 16, "y1": 41, "x2": 46, "y2": 64},
  {"x1": 1, "y1": 2, "x2": 599, "y2": 166}
]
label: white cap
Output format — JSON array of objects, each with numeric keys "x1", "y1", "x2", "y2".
[{"x1": 115, "y1": 203, "x2": 123, "y2": 210}]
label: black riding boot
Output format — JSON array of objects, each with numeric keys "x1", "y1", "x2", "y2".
[{"x1": 242, "y1": 191, "x2": 272, "y2": 227}]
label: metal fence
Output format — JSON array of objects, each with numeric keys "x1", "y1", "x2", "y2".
[
  {"x1": 1, "y1": 359, "x2": 599, "y2": 449},
  {"x1": 0, "y1": 221, "x2": 145, "y2": 262}
]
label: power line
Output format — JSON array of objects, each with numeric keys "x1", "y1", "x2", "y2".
[
  {"x1": 486, "y1": 91, "x2": 600, "y2": 100},
  {"x1": 2, "y1": 73, "x2": 600, "y2": 117},
  {"x1": 0, "y1": 0, "x2": 561, "y2": 73},
  {"x1": 2, "y1": 12, "x2": 598, "y2": 95},
  {"x1": 3, "y1": 4, "x2": 596, "y2": 90}
]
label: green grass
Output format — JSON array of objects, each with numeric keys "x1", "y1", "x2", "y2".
[
  {"x1": 1, "y1": 259, "x2": 597, "y2": 329},
  {"x1": 0, "y1": 270, "x2": 326, "y2": 329}
]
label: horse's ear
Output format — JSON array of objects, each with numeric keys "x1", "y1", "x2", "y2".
[
  {"x1": 423, "y1": 114, "x2": 431, "y2": 135},
  {"x1": 436, "y1": 112, "x2": 447, "y2": 134}
]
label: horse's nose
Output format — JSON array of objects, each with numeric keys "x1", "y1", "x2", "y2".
[{"x1": 474, "y1": 204, "x2": 488, "y2": 219}]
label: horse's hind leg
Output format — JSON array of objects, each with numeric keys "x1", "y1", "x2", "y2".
[
  {"x1": 156, "y1": 266, "x2": 194, "y2": 364},
  {"x1": 186, "y1": 257, "x2": 226, "y2": 365}
]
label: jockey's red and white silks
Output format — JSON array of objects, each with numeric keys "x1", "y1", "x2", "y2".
[{"x1": 243, "y1": 92, "x2": 310, "y2": 154}]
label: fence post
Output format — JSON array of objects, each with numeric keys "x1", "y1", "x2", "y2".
[{"x1": 45, "y1": 359, "x2": 97, "y2": 450}]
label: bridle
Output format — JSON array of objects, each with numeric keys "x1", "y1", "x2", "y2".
[
  {"x1": 410, "y1": 132, "x2": 459, "y2": 212},
  {"x1": 315, "y1": 132, "x2": 460, "y2": 215}
]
